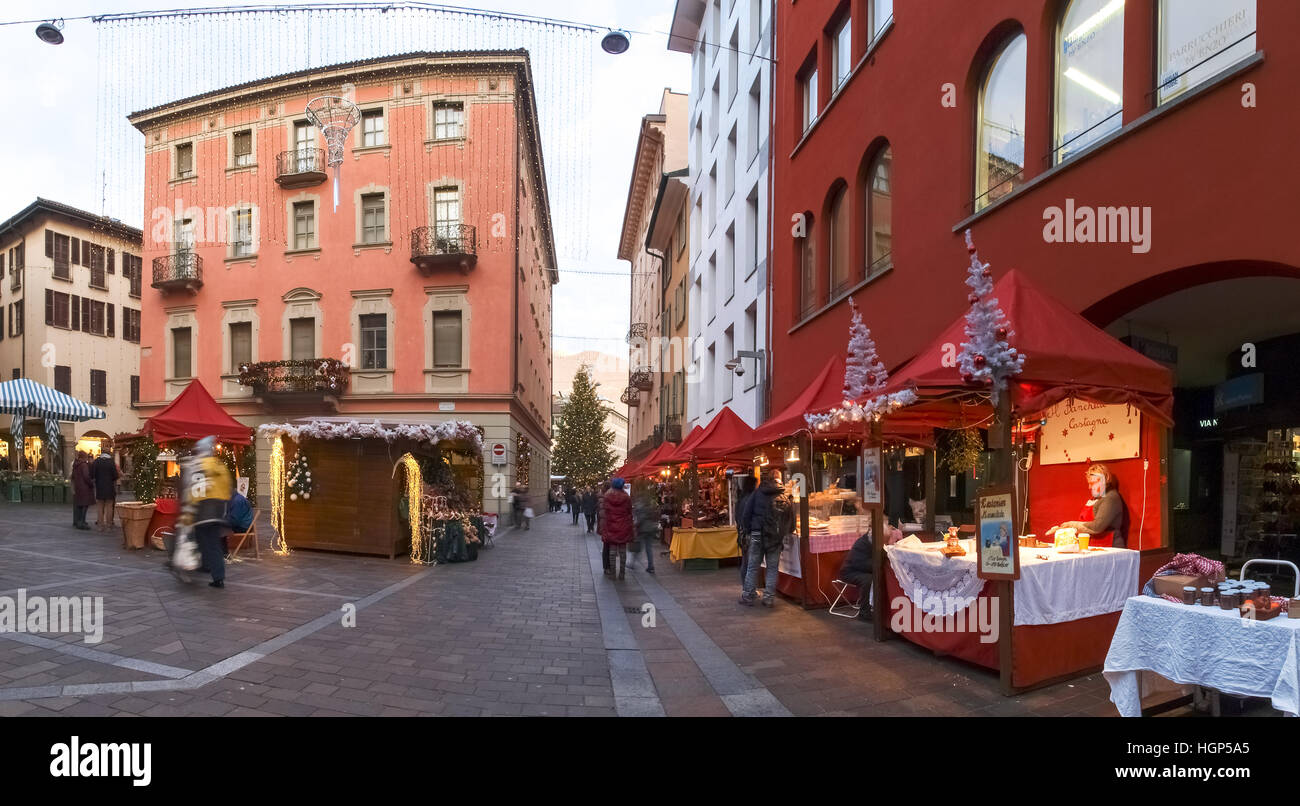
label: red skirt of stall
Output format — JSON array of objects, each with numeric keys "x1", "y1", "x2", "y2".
[
  {"x1": 883, "y1": 565, "x2": 1121, "y2": 688},
  {"x1": 775, "y1": 549, "x2": 849, "y2": 608}
]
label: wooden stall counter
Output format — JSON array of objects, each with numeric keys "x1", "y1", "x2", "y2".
[{"x1": 669, "y1": 526, "x2": 742, "y2": 564}]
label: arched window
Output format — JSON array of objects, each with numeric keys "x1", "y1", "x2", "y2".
[
  {"x1": 798, "y1": 214, "x2": 816, "y2": 318},
  {"x1": 1055, "y1": 0, "x2": 1124, "y2": 162},
  {"x1": 976, "y1": 33, "x2": 1027, "y2": 211},
  {"x1": 866, "y1": 146, "x2": 892, "y2": 277},
  {"x1": 828, "y1": 187, "x2": 850, "y2": 298},
  {"x1": 1157, "y1": 0, "x2": 1256, "y2": 104}
]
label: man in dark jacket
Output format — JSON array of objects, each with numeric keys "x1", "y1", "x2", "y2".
[
  {"x1": 838, "y1": 532, "x2": 874, "y2": 620},
  {"x1": 91, "y1": 447, "x2": 120, "y2": 531},
  {"x1": 566, "y1": 484, "x2": 579, "y2": 524},
  {"x1": 739, "y1": 473, "x2": 793, "y2": 607},
  {"x1": 581, "y1": 486, "x2": 599, "y2": 533},
  {"x1": 734, "y1": 474, "x2": 757, "y2": 583}
]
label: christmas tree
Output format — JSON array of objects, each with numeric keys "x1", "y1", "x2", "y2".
[
  {"x1": 806, "y1": 297, "x2": 916, "y2": 431},
  {"x1": 958, "y1": 229, "x2": 1024, "y2": 404},
  {"x1": 552, "y1": 365, "x2": 616, "y2": 486}
]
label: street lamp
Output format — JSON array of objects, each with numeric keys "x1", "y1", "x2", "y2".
[
  {"x1": 35, "y1": 20, "x2": 65, "y2": 45},
  {"x1": 601, "y1": 29, "x2": 631, "y2": 54}
]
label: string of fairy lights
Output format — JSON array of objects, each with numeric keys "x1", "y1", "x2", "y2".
[{"x1": 84, "y1": 4, "x2": 593, "y2": 263}]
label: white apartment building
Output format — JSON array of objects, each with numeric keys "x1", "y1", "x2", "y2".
[{"x1": 669, "y1": 0, "x2": 772, "y2": 430}]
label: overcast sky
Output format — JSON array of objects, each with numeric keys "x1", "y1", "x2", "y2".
[{"x1": 0, "y1": 0, "x2": 689, "y2": 375}]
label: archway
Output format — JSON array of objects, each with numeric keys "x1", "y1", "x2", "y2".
[{"x1": 1089, "y1": 264, "x2": 1300, "y2": 560}]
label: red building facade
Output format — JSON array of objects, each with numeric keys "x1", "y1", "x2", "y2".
[{"x1": 771, "y1": 1, "x2": 1298, "y2": 554}]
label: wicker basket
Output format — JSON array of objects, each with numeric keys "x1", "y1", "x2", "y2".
[{"x1": 116, "y1": 502, "x2": 156, "y2": 550}]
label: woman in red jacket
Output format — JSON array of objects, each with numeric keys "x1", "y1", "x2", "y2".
[{"x1": 602, "y1": 478, "x2": 635, "y2": 580}]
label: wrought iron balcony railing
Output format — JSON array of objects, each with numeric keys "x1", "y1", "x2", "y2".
[
  {"x1": 151, "y1": 252, "x2": 203, "y2": 293},
  {"x1": 627, "y1": 322, "x2": 648, "y2": 344},
  {"x1": 410, "y1": 224, "x2": 478, "y2": 274},
  {"x1": 275, "y1": 148, "x2": 328, "y2": 187},
  {"x1": 238, "y1": 358, "x2": 349, "y2": 395},
  {"x1": 631, "y1": 367, "x2": 653, "y2": 391},
  {"x1": 620, "y1": 386, "x2": 640, "y2": 406}
]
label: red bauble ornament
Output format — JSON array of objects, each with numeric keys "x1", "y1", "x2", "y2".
[
  {"x1": 974, "y1": 354, "x2": 987, "y2": 367},
  {"x1": 968, "y1": 293, "x2": 979, "y2": 304},
  {"x1": 962, "y1": 373, "x2": 976, "y2": 384},
  {"x1": 995, "y1": 327, "x2": 1008, "y2": 341},
  {"x1": 981, "y1": 270, "x2": 992, "y2": 279}
]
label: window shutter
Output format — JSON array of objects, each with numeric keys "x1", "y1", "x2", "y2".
[
  {"x1": 71, "y1": 238, "x2": 80, "y2": 266},
  {"x1": 71, "y1": 295, "x2": 80, "y2": 331},
  {"x1": 81, "y1": 297, "x2": 90, "y2": 331},
  {"x1": 107, "y1": 303, "x2": 115, "y2": 337},
  {"x1": 45, "y1": 289, "x2": 53, "y2": 326},
  {"x1": 107, "y1": 248, "x2": 115, "y2": 274},
  {"x1": 45, "y1": 230, "x2": 53, "y2": 258}
]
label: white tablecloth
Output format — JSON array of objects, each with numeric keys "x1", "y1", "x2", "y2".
[
  {"x1": 885, "y1": 539, "x2": 1139, "y2": 626},
  {"x1": 1105, "y1": 595, "x2": 1300, "y2": 717}
]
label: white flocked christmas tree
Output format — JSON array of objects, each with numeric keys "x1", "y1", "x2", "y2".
[
  {"x1": 805, "y1": 297, "x2": 916, "y2": 431},
  {"x1": 958, "y1": 229, "x2": 1024, "y2": 404}
]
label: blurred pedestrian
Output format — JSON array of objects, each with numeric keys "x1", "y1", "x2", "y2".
[
  {"x1": 601, "y1": 478, "x2": 634, "y2": 580},
  {"x1": 70, "y1": 451, "x2": 93, "y2": 530},
  {"x1": 91, "y1": 446, "x2": 120, "y2": 531}
]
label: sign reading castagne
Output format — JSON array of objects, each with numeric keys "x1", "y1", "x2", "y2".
[
  {"x1": 1038, "y1": 400, "x2": 1140, "y2": 466},
  {"x1": 976, "y1": 485, "x2": 1019, "y2": 581}
]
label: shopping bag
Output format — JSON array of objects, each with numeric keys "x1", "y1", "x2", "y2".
[
  {"x1": 524, "y1": 507, "x2": 534, "y2": 519},
  {"x1": 172, "y1": 526, "x2": 201, "y2": 571}
]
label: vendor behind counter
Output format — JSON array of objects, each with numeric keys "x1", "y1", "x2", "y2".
[{"x1": 1047, "y1": 463, "x2": 1129, "y2": 549}]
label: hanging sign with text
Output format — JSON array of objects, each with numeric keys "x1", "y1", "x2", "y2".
[{"x1": 1038, "y1": 400, "x2": 1140, "y2": 466}]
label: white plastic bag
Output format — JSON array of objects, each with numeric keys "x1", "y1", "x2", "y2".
[
  {"x1": 172, "y1": 526, "x2": 201, "y2": 571},
  {"x1": 523, "y1": 507, "x2": 535, "y2": 519}
]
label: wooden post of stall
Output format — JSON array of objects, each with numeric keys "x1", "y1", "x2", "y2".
[
  {"x1": 991, "y1": 393, "x2": 1016, "y2": 694},
  {"x1": 924, "y1": 448, "x2": 937, "y2": 535},
  {"x1": 871, "y1": 419, "x2": 889, "y2": 642}
]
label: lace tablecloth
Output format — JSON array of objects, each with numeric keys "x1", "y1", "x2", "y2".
[
  {"x1": 885, "y1": 539, "x2": 1139, "y2": 625},
  {"x1": 1105, "y1": 595, "x2": 1300, "y2": 717}
]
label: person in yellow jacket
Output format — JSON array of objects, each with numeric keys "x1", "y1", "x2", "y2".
[{"x1": 177, "y1": 436, "x2": 233, "y2": 588}]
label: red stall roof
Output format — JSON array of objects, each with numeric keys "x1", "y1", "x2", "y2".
[
  {"x1": 881, "y1": 269, "x2": 1174, "y2": 425},
  {"x1": 623, "y1": 440, "x2": 680, "y2": 477},
  {"x1": 142, "y1": 380, "x2": 252, "y2": 445},
  {"x1": 690, "y1": 407, "x2": 757, "y2": 461}
]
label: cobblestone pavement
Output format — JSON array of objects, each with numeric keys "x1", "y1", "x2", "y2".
[{"x1": 0, "y1": 503, "x2": 1131, "y2": 716}]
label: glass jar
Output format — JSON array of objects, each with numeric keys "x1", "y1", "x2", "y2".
[{"x1": 1182, "y1": 586, "x2": 1197, "y2": 605}]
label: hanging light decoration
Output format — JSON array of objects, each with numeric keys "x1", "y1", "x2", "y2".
[
  {"x1": 269, "y1": 435, "x2": 290, "y2": 554},
  {"x1": 397, "y1": 453, "x2": 425, "y2": 564}
]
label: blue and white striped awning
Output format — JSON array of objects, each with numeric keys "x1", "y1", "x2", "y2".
[{"x1": 0, "y1": 379, "x2": 106, "y2": 422}]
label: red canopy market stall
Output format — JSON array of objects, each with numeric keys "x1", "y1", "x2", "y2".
[{"x1": 868, "y1": 268, "x2": 1175, "y2": 693}]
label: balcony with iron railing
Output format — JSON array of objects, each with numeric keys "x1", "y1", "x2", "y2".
[
  {"x1": 238, "y1": 358, "x2": 349, "y2": 412},
  {"x1": 620, "y1": 386, "x2": 640, "y2": 407},
  {"x1": 410, "y1": 223, "x2": 477, "y2": 274},
  {"x1": 275, "y1": 148, "x2": 328, "y2": 188},
  {"x1": 151, "y1": 251, "x2": 202, "y2": 294},
  {"x1": 627, "y1": 322, "x2": 648, "y2": 344},
  {"x1": 631, "y1": 366, "x2": 653, "y2": 391}
]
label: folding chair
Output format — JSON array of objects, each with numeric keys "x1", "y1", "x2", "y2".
[
  {"x1": 829, "y1": 579, "x2": 861, "y2": 618},
  {"x1": 228, "y1": 508, "x2": 260, "y2": 560}
]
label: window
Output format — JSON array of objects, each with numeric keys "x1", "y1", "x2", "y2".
[
  {"x1": 746, "y1": 190, "x2": 761, "y2": 276},
  {"x1": 976, "y1": 33, "x2": 1027, "y2": 211},
  {"x1": 706, "y1": 253, "x2": 716, "y2": 321},
  {"x1": 11, "y1": 369, "x2": 18, "y2": 381},
  {"x1": 294, "y1": 122, "x2": 316, "y2": 171},
  {"x1": 721, "y1": 326, "x2": 734, "y2": 403},
  {"x1": 54, "y1": 366, "x2": 71, "y2": 395},
  {"x1": 871, "y1": 0, "x2": 893, "y2": 38},
  {"x1": 293, "y1": 201, "x2": 315, "y2": 250},
  {"x1": 799, "y1": 218, "x2": 816, "y2": 317},
  {"x1": 724, "y1": 226, "x2": 736, "y2": 300},
  {"x1": 750, "y1": 0, "x2": 762, "y2": 48},
  {"x1": 434, "y1": 187, "x2": 461, "y2": 237},
  {"x1": 87, "y1": 300, "x2": 106, "y2": 336},
  {"x1": 361, "y1": 109, "x2": 386, "y2": 147},
  {"x1": 123, "y1": 307, "x2": 141, "y2": 344},
  {"x1": 71, "y1": 294, "x2": 80, "y2": 330},
  {"x1": 728, "y1": 25, "x2": 739, "y2": 104},
  {"x1": 747, "y1": 77, "x2": 761, "y2": 162},
  {"x1": 130, "y1": 375, "x2": 139, "y2": 405},
  {"x1": 172, "y1": 327, "x2": 192, "y2": 378},
  {"x1": 175, "y1": 218, "x2": 195, "y2": 253},
  {"x1": 1157, "y1": 0, "x2": 1256, "y2": 103},
  {"x1": 90, "y1": 370, "x2": 107, "y2": 406},
  {"x1": 176, "y1": 143, "x2": 194, "y2": 178},
  {"x1": 828, "y1": 186, "x2": 850, "y2": 296},
  {"x1": 433, "y1": 102, "x2": 464, "y2": 140},
  {"x1": 725, "y1": 127, "x2": 737, "y2": 200},
  {"x1": 231, "y1": 208, "x2": 254, "y2": 257},
  {"x1": 1055, "y1": 0, "x2": 1124, "y2": 163},
  {"x1": 45, "y1": 290, "x2": 71, "y2": 329},
  {"x1": 361, "y1": 193, "x2": 386, "y2": 244},
  {"x1": 10, "y1": 301, "x2": 21, "y2": 336},
  {"x1": 801, "y1": 66, "x2": 819, "y2": 132},
  {"x1": 709, "y1": 79, "x2": 720, "y2": 142},
  {"x1": 675, "y1": 207, "x2": 687, "y2": 258},
  {"x1": 88, "y1": 244, "x2": 106, "y2": 287},
  {"x1": 233, "y1": 129, "x2": 253, "y2": 166},
  {"x1": 290, "y1": 317, "x2": 315, "y2": 360},
  {"x1": 743, "y1": 304, "x2": 757, "y2": 390},
  {"x1": 124, "y1": 253, "x2": 142, "y2": 297},
  {"x1": 432, "y1": 311, "x2": 462, "y2": 368},
  {"x1": 360, "y1": 313, "x2": 387, "y2": 369},
  {"x1": 832, "y1": 16, "x2": 853, "y2": 90},
  {"x1": 229, "y1": 322, "x2": 251, "y2": 373},
  {"x1": 867, "y1": 146, "x2": 893, "y2": 277}
]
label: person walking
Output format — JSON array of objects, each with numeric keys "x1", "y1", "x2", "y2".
[
  {"x1": 70, "y1": 451, "x2": 93, "y2": 530},
  {"x1": 511, "y1": 485, "x2": 531, "y2": 530},
  {"x1": 566, "y1": 483, "x2": 579, "y2": 524},
  {"x1": 739, "y1": 471, "x2": 795, "y2": 607},
  {"x1": 628, "y1": 482, "x2": 658, "y2": 574},
  {"x1": 601, "y1": 478, "x2": 634, "y2": 580},
  {"x1": 582, "y1": 486, "x2": 598, "y2": 533},
  {"x1": 178, "y1": 436, "x2": 233, "y2": 588},
  {"x1": 91, "y1": 447, "x2": 120, "y2": 531},
  {"x1": 734, "y1": 473, "x2": 757, "y2": 584}
]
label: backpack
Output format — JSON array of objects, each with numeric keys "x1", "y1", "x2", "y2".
[
  {"x1": 761, "y1": 493, "x2": 792, "y2": 548},
  {"x1": 228, "y1": 491, "x2": 254, "y2": 532}
]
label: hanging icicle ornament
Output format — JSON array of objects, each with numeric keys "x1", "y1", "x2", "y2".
[
  {"x1": 305, "y1": 95, "x2": 360, "y2": 211},
  {"x1": 269, "y1": 435, "x2": 290, "y2": 554},
  {"x1": 957, "y1": 229, "x2": 1025, "y2": 405}
]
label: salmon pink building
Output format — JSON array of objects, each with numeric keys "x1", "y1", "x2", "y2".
[{"x1": 130, "y1": 51, "x2": 557, "y2": 512}]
